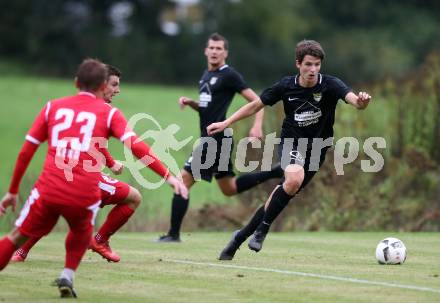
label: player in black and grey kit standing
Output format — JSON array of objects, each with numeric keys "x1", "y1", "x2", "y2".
[
  {"x1": 157, "y1": 33, "x2": 283, "y2": 242},
  {"x1": 208, "y1": 40, "x2": 372, "y2": 259}
]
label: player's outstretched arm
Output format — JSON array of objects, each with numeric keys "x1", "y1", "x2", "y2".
[
  {"x1": 109, "y1": 109, "x2": 171, "y2": 178},
  {"x1": 0, "y1": 140, "x2": 39, "y2": 216},
  {"x1": 345, "y1": 91, "x2": 372, "y2": 110},
  {"x1": 123, "y1": 136, "x2": 188, "y2": 199},
  {"x1": 123, "y1": 136, "x2": 170, "y2": 177},
  {"x1": 6, "y1": 103, "x2": 49, "y2": 202},
  {"x1": 109, "y1": 109, "x2": 188, "y2": 198},
  {"x1": 207, "y1": 98, "x2": 265, "y2": 136},
  {"x1": 241, "y1": 88, "x2": 264, "y2": 140},
  {"x1": 179, "y1": 96, "x2": 199, "y2": 112}
]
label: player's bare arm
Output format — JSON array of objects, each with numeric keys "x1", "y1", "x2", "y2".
[
  {"x1": 345, "y1": 91, "x2": 372, "y2": 110},
  {"x1": 240, "y1": 88, "x2": 265, "y2": 139},
  {"x1": 179, "y1": 96, "x2": 199, "y2": 112},
  {"x1": 207, "y1": 98, "x2": 265, "y2": 135}
]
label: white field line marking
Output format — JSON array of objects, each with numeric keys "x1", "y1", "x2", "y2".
[{"x1": 164, "y1": 259, "x2": 440, "y2": 294}]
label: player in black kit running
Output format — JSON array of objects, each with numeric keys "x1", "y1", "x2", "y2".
[
  {"x1": 157, "y1": 33, "x2": 283, "y2": 242},
  {"x1": 208, "y1": 40, "x2": 372, "y2": 259}
]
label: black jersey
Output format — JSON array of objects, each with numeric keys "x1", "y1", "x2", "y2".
[
  {"x1": 260, "y1": 74, "x2": 351, "y2": 141},
  {"x1": 198, "y1": 65, "x2": 248, "y2": 137}
]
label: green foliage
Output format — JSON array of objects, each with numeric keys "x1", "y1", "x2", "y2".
[{"x1": 0, "y1": 0, "x2": 439, "y2": 85}]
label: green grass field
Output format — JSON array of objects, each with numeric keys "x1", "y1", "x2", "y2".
[{"x1": 0, "y1": 232, "x2": 439, "y2": 302}]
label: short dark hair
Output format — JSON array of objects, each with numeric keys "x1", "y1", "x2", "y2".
[
  {"x1": 207, "y1": 33, "x2": 229, "y2": 50},
  {"x1": 106, "y1": 64, "x2": 121, "y2": 78},
  {"x1": 76, "y1": 58, "x2": 108, "y2": 92},
  {"x1": 295, "y1": 40, "x2": 325, "y2": 63}
]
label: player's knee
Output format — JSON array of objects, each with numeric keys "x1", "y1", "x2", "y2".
[
  {"x1": 181, "y1": 171, "x2": 195, "y2": 189},
  {"x1": 220, "y1": 186, "x2": 236, "y2": 196},
  {"x1": 218, "y1": 178, "x2": 238, "y2": 196},
  {"x1": 283, "y1": 178, "x2": 302, "y2": 195},
  {"x1": 123, "y1": 186, "x2": 142, "y2": 209},
  {"x1": 127, "y1": 187, "x2": 142, "y2": 209}
]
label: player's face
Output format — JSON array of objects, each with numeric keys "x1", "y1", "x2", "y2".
[
  {"x1": 205, "y1": 40, "x2": 228, "y2": 69},
  {"x1": 296, "y1": 55, "x2": 321, "y2": 87},
  {"x1": 103, "y1": 75, "x2": 120, "y2": 103}
]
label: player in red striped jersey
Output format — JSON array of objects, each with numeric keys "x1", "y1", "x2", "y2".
[
  {"x1": 0, "y1": 59, "x2": 187, "y2": 298},
  {"x1": 10, "y1": 64, "x2": 143, "y2": 263}
]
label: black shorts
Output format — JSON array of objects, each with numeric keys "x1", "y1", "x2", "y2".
[
  {"x1": 183, "y1": 136, "x2": 235, "y2": 182},
  {"x1": 277, "y1": 138, "x2": 329, "y2": 191}
]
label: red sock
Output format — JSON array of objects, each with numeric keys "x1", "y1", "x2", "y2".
[
  {"x1": 18, "y1": 236, "x2": 42, "y2": 256},
  {"x1": 65, "y1": 227, "x2": 93, "y2": 270},
  {"x1": 0, "y1": 237, "x2": 17, "y2": 270},
  {"x1": 96, "y1": 204, "x2": 135, "y2": 242}
]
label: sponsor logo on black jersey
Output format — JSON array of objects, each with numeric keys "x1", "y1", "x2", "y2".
[
  {"x1": 313, "y1": 92, "x2": 322, "y2": 102},
  {"x1": 209, "y1": 77, "x2": 218, "y2": 85},
  {"x1": 199, "y1": 83, "x2": 212, "y2": 107},
  {"x1": 294, "y1": 102, "x2": 322, "y2": 127}
]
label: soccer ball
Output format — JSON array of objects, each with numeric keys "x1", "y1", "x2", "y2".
[{"x1": 375, "y1": 237, "x2": 407, "y2": 265}]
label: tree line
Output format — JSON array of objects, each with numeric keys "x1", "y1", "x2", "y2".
[{"x1": 0, "y1": 0, "x2": 439, "y2": 86}]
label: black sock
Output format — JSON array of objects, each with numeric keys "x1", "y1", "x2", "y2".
[
  {"x1": 235, "y1": 205, "x2": 265, "y2": 243},
  {"x1": 236, "y1": 164, "x2": 284, "y2": 193},
  {"x1": 169, "y1": 194, "x2": 189, "y2": 237},
  {"x1": 257, "y1": 186, "x2": 294, "y2": 234}
]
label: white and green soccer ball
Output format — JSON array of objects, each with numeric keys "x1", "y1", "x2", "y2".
[{"x1": 375, "y1": 237, "x2": 407, "y2": 265}]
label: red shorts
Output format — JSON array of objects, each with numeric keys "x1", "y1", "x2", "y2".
[
  {"x1": 15, "y1": 188, "x2": 100, "y2": 239},
  {"x1": 98, "y1": 174, "x2": 130, "y2": 207}
]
